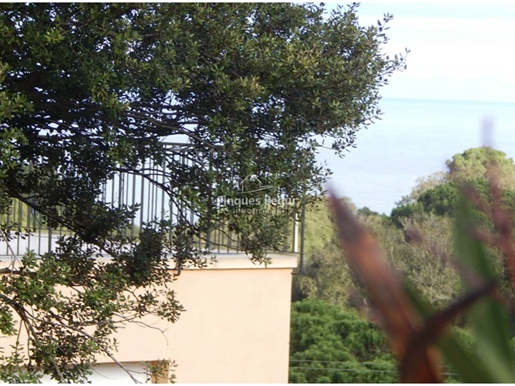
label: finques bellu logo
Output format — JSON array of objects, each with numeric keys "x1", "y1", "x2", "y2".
[{"x1": 215, "y1": 174, "x2": 296, "y2": 212}]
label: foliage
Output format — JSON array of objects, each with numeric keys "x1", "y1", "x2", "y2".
[
  {"x1": 0, "y1": 3, "x2": 406, "y2": 381},
  {"x1": 357, "y1": 206, "x2": 384, "y2": 217},
  {"x1": 300, "y1": 199, "x2": 340, "y2": 260},
  {"x1": 297, "y1": 196, "x2": 356, "y2": 259},
  {"x1": 294, "y1": 238, "x2": 354, "y2": 309},
  {"x1": 370, "y1": 213, "x2": 461, "y2": 308},
  {"x1": 288, "y1": 300, "x2": 486, "y2": 383},
  {"x1": 391, "y1": 178, "x2": 515, "y2": 225},
  {"x1": 146, "y1": 360, "x2": 177, "y2": 384},
  {"x1": 293, "y1": 197, "x2": 359, "y2": 309},
  {"x1": 391, "y1": 147, "x2": 515, "y2": 225},
  {"x1": 294, "y1": 200, "x2": 460, "y2": 309},
  {"x1": 396, "y1": 171, "x2": 446, "y2": 207},
  {"x1": 447, "y1": 147, "x2": 515, "y2": 189},
  {"x1": 289, "y1": 299, "x2": 397, "y2": 383}
]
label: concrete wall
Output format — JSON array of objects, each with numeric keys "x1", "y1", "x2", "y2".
[{"x1": 0, "y1": 254, "x2": 297, "y2": 383}]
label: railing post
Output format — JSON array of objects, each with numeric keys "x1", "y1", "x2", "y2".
[
  {"x1": 299, "y1": 203, "x2": 306, "y2": 273},
  {"x1": 292, "y1": 210, "x2": 299, "y2": 254},
  {"x1": 48, "y1": 226, "x2": 52, "y2": 254},
  {"x1": 205, "y1": 148, "x2": 212, "y2": 251}
]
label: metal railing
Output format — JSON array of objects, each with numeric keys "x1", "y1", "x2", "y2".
[{"x1": 1, "y1": 143, "x2": 304, "y2": 258}]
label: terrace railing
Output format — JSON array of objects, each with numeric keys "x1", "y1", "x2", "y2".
[{"x1": 1, "y1": 143, "x2": 304, "y2": 259}]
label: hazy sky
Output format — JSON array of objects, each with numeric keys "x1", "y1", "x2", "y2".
[{"x1": 328, "y1": 1, "x2": 515, "y2": 103}]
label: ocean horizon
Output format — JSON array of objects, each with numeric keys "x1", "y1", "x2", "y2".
[{"x1": 320, "y1": 97, "x2": 515, "y2": 215}]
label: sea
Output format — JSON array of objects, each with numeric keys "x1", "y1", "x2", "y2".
[{"x1": 319, "y1": 98, "x2": 515, "y2": 215}]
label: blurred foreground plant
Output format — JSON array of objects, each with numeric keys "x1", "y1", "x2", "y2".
[{"x1": 330, "y1": 159, "x2": 515, "y2": 382}]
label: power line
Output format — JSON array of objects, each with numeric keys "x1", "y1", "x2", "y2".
[
  {"x1": 290, "y1": 366, "x2": 398, "y2": 374},
  {"x1": 289, "y1": 360, "x2": 459, "y2": 376},
  {"x1": 291, "y1": 367, "x2": 458, "y2": 377},
  {"x1": 290, "y1": 359, "x2": 395, "y2": 366},
  {"x1": 290, "y1": 359, "x2": 456, "y2": 370}
]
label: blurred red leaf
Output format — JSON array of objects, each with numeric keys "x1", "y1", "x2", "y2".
[{"x1": 329, "y1": 193, "x2": 441, "y2": 382}]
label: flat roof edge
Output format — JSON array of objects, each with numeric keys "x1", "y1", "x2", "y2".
[{"x1": 0, "y1": 254, "x2": 299, "y2": 270}]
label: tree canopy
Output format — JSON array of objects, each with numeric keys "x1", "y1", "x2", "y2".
[
  {"x1": 391, "y1": 147, "x2": 515, "y2": 224},
  {"x1": 289, "y1": 298, "x2": 397, "y2": 383},
  {"x1": 0, "y1": 3, "x2": 406, "y2": 381},
  {"x1": 289, "y1": 298, "x2": 497, "y2": 383},
  {"x1": 447, "y1": 147, "x2": 515, "y2": 189}
]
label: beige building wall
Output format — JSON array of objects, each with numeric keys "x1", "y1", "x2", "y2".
[{"x1": 0, "y1": 254, "x2": 297, "y2": 383}]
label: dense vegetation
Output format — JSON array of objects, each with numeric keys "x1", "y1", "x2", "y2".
[
  {"x1": 290, "y1": 147, "x2": 515, "y2": 383},
  {"x1": 289, "y1": 298, "x2": 506, "y2": 383},
  {"x1": 289, "y1": 299, "x2": 397, "y2": 383}
]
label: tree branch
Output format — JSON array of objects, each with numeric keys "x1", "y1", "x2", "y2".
[{"x1": 0, "y1": 293, "x2": 65, "y2": 382}]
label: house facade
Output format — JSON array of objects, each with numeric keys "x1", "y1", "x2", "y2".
[{"x1": 0, "y1": 254, "x2": 298, "y2": 383}]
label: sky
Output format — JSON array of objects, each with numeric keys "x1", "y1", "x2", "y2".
[{"x1": 328, "y1": 1, "x2": 515, "y2": 103}]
